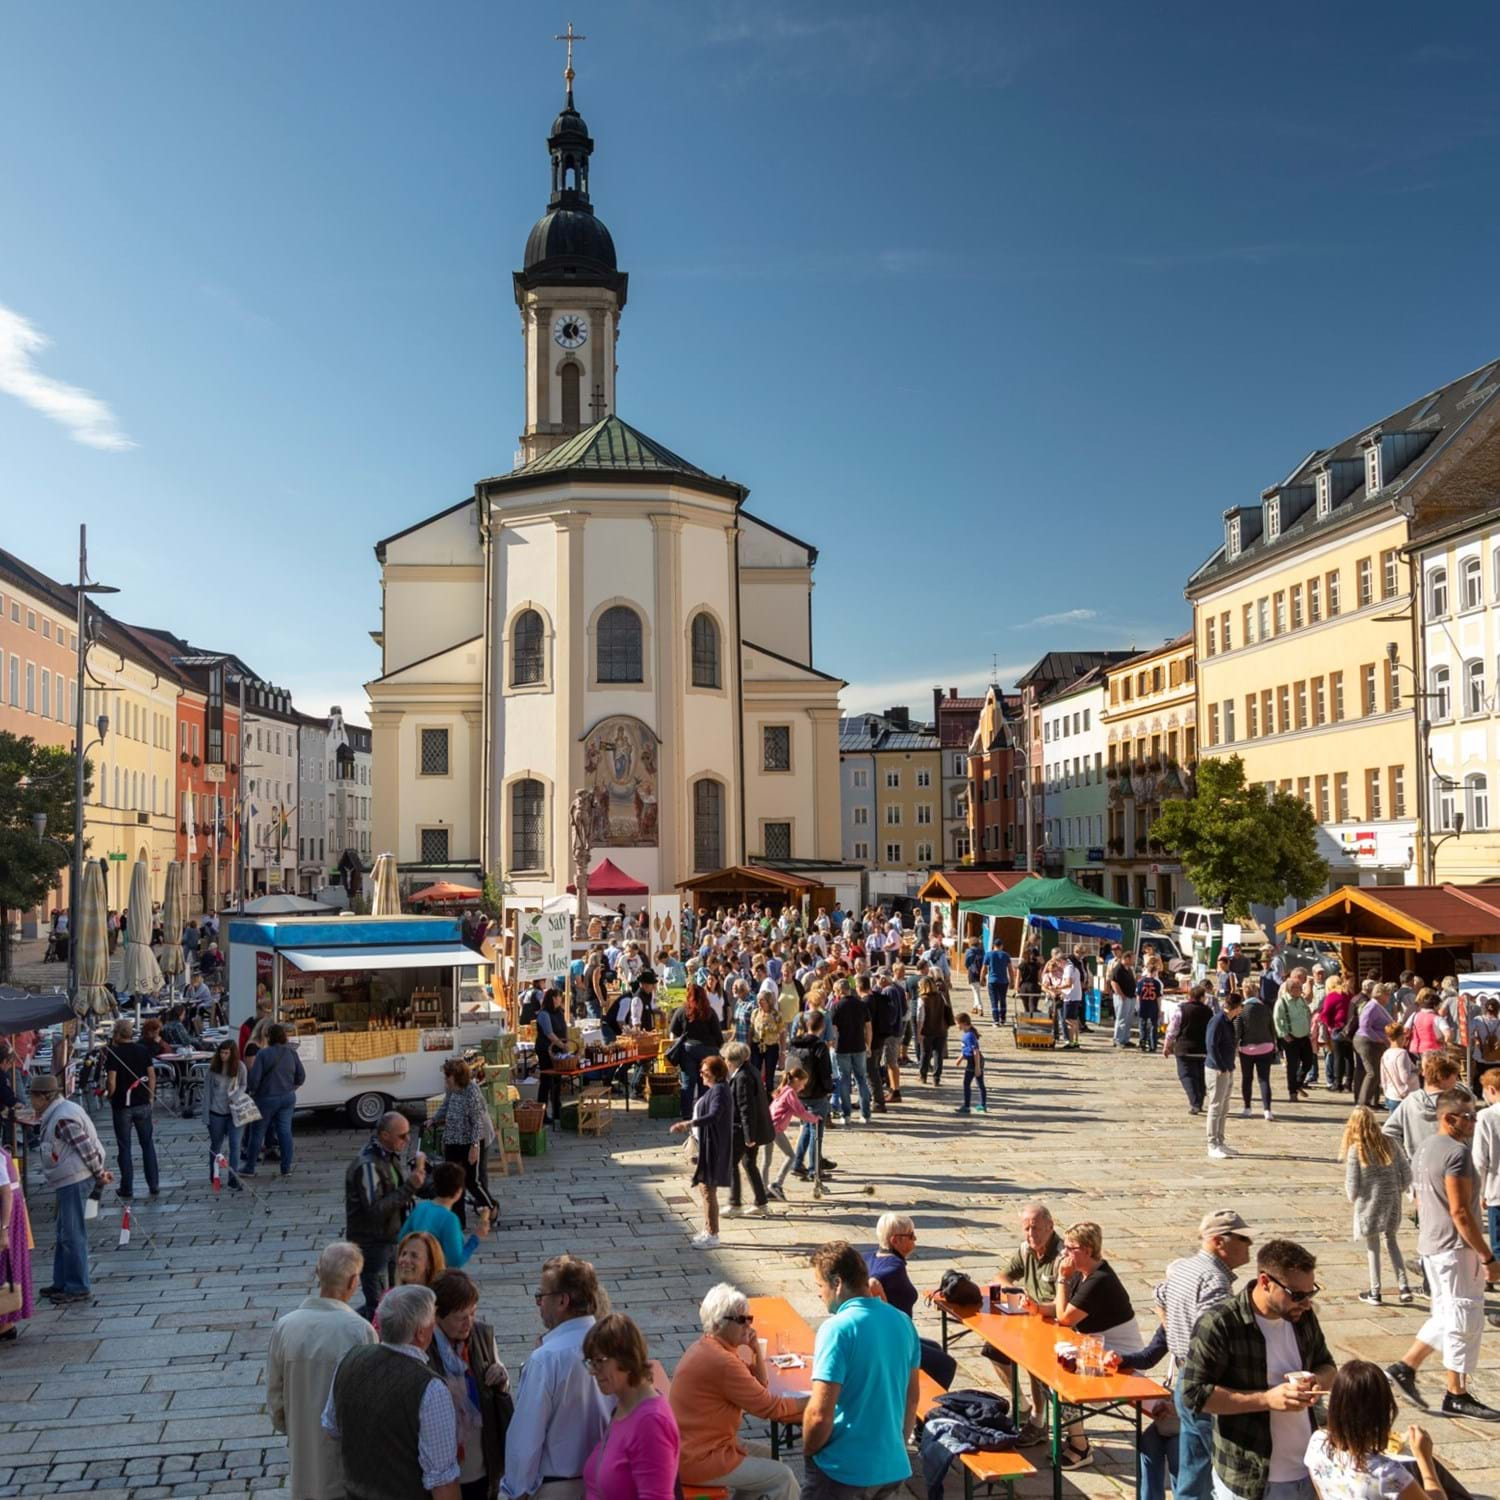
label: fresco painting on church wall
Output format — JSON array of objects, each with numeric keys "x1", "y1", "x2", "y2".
[{"x1": 581, "y1": 715, "x2": 659, "y2": 847}]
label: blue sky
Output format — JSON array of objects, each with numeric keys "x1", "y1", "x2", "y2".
[{"x1": 3, "y1": 2, "x2": 1497, "y2": 722}]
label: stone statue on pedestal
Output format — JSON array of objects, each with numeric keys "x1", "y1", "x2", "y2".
[{"x1": 569, "y1": 787, "x2": 593, "y2": 939}]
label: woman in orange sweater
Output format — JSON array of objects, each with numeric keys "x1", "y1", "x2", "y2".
[{"x1": 668, "y1": 1282, "x2": 806, "y2": 1499}]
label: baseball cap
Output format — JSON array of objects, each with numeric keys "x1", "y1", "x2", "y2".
[{"x1": 1199, "y1": 1209, "x2": 1253, "y2": 1239}]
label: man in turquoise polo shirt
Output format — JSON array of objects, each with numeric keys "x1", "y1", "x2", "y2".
[{"x1": 803, "y1": 1240, "x2": 920, "y2": 1499}]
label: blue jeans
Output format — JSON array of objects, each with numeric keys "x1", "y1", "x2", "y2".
[
  {"x1": 832, "y1": 1051, "x2": 871, "y2": 1121},
  {"x1": 1137, "y1": 999, "x2": 1160, "y2": 1052},
  {"x1": 53, "y1": 1180, "x2": 91, "y2": 1294},
  {"x1": 793, "y1": 1095, "x2": 829, "y2": 1175},
  {"x1": 207, "y1": 1111, "x2": 242, "y2": 1185},
  {"x1": 1139, "y1": 1413, "x2": 1178, "y2": 1500},
  {"x1": 243, "y1": 1092, "x2": 296, "y2": 1174},
  {"x1": 1489, "y1": 1204, "x2": 1500, "y2": 1251},
  {"x1": 962, "y1": 1056, "x2": 988, "y2": 1109},
  {"x1": 1114, "y1": 995, "x2": 1138, "y2": 1046},
  {"x1": 1175, "y1": 1371, "x2": 1215, "y2": 1500},
  {"x1": 988, "y1": 981, "x2": 1008, "y2": 1024},
  {"x1": 111, "y1": 1102, "x2": 160, "y2": 1196}
]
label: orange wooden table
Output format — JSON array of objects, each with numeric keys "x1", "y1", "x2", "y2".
[
  {"x1": 746, "y1": 1296, "x2": 814, "y2": 1458},
  {"x1": 932, "y1": 1294, "x2": 1168, "y2": 1500}
]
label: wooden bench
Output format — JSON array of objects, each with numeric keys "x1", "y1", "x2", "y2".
[{"x1": 916, "y1": 1368, "x2": 1036, "y2": 1500}]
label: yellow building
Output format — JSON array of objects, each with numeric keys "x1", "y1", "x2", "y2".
[
  {"x1": 1185, "y1": 363, "x2": 1495, "y2": 890},
  {"x1": 1101, "y1": 633, "x2": 1197, "y2": 909},
  {"x1": 839, "y1": 710, "x2": 942, "y2": 901}
]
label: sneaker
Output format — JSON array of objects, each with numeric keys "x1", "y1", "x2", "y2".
[
  {"x1": 690, "y1": 1232, "x2": 720, "y2": 1249},
  {"x1": 746, "y1": 1204, "x2": 769, "y2": 1217},
  {"x1": 1398, "y1": 1286, "x2": 1415, "y2": 1305},
  {"x1": 1060, "y1": 1444, "x2": 1094, "y2": 1471},
  {"x1": 1240, "y1": 1107, "x2": 1252, "y2": 1118},
  {"x1": 48, "y1": 1290, "x2": 93, "y2": 1305},
  {"x1": 821, "y1": 1157, "x2": 838, "y2": 1171},
  {"x1": 790, "y1": 1167, "x2": 811, "y2": 1181},
  {"x1": 38, "y1": 1285, "x2": 62, "y2": 1298},
  {"x1": 858, "y1": 1115, "x2": 871, "y2": 1125},
  {"x1": 955, "y1": 1106, "x2": 971, "y2": 1115},
  {"x1": 1441, "y1": 1391, "x2": 1500, "y2": 1421},
  {"x1": 1264, "y1": 1110, "x2": 1275, "y2": 1122},
  {"x1": 768, "y1": 1183, "x2": 787, "y2": 1202},
  {"x1": 974, "y1": 1102, "x2": 988, "y2": 1113},
  {"x1": 1207, "y1": 1146, "x2": 1230, "y2": 1160},
  {"x1": 1358, "y1": 1290, "x2": 1383, "y2": 1306},
  {"x1": 724, "y1": 1205, "x2": 744, "y2": 1218},
  {"x1": 1385, "y1": 1362, "x2": 1425, "y2": 1408}
]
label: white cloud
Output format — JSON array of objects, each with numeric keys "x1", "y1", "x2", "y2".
[
  {"x1": 841, "y1": 661, "x2": 1031, "y2": 716},
  {"x1": 0, "y1": 302, "x2": 136, "y2": 451},
  {"x1": 1015, "y1": 608, "x2": 1098, "y2": 630}
]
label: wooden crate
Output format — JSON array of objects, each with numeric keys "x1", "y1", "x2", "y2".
[{"x1": 577, "y1": 1086, "x2": 612, "y2": 1136}]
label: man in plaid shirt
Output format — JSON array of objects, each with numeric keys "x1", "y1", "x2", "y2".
[
  {"x1": 29, "y1": 1074, "x2": 114, "y2": 1303},
  {"x1": 1178, "y1": 1239, "x2": 1336, "y2": 1500}
]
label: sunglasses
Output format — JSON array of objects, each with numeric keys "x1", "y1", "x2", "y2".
[
  {"x1": 1264, "y1": 1272, "x2": 1320, "y2": 1302},
  {"x1": 726, "y1": 1313, "x2": 754, "y2": 1325}
]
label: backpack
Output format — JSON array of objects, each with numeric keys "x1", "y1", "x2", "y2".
[{"x1": 937, "y1": 1270, "x2": 983, "y2": 1310}]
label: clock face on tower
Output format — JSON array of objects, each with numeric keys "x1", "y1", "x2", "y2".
[{"x1": 553, "y1": 313, "x2": 589, "y2": 350}]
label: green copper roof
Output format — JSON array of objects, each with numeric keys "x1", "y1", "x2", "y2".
[{"x1": 519, "y1": 415, "x2": 710, "y2": 478}]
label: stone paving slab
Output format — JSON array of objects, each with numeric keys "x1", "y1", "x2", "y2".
[{"x1": 4, "y1": 1025, "x2": 1499, "y2": 1496}]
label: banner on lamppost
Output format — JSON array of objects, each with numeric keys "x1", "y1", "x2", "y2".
[{"x1": 518, "y1": 910, "x2": 571, "y2": 980}]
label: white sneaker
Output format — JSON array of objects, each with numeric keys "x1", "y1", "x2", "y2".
[
  {"x1": 691, "y1": 1232, "x2": 720, "y2": 1249},
  {"x1": 1207, "y1": 1146, "x2": 1230, "y2": 1160},
  {"x1": 1263, "y1": 1110, "x2": 1275, "y2": 1122},
  {"x1": 724, "y1": 1205, "x2": 743, "y2": 1218},
  {"x1": 1240, "y1": 1107, "x2": 1251, "y2": 1118}
]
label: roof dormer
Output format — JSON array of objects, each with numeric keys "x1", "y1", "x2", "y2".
[
  {"x1": 1223, "y1": 504, "x2": 1262, "y2": 562},
  {"x1": 1361, "y1": 425, "x2": 1435, "y2": 495},
  {"x1": 1311, "y1": 458, "x2": 1363, "y2": 518},
  {"x1": 1260, "y1": 482, "x2": 1314, "y2": 542}
]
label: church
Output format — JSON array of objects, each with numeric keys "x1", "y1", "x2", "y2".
[{"x1": 366, "y1": 63, "x2": 846, "y2": 901}]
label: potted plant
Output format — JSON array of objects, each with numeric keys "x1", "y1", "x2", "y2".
[
  {"x1": 192, "y1": 754, "x2": 201, "y2": 767},
  {"x1": 1107, "y1": 836, "x2": 1124, "y2": 855},
  {"x1": 179, "y1": 751, "x2": 188, "y2": 763},
  {"x1": 1134, "y1": 834, "x2": 1148, "y2": 852}
]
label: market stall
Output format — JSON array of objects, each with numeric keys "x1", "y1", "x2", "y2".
[
  {"x1": 917, "y1": 870, "x2": 1034, "y2": 951},
  {"x1": 676, "y1": 863, "x2": 831, "y2": 915},
  {"x1": 225, "y1": 914, "x2": 502, "y2": 1125}
]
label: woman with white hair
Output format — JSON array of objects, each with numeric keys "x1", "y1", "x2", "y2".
[
  {"x1": 668, "y1": 1282, "x2": 806, "y2": 1500},
  {"x1": 867, "y1": 1213, "x2": 957, "y2": 1388}
]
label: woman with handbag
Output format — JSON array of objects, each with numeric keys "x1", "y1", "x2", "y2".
[
  {"x1": 205, "y1": 1039, "x2": 249, "y2": 1193},
  {"x1": 668, "y1": 985, "x2": 724, "y2": 1119},
  {"x1": 426, "y1": 1269, "x2": 512, "y2": 1500},
  {"x1": 0, "y1": 1140, "x2": 34, "y2": 1341},
  {"x1": 431, "y1": 1058, "x2": 497, "y2": 1228}
]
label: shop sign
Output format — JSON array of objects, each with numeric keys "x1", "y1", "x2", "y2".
[
  {"x1": 1340, "y1": 828, "x2": 1378, "y2": 858},
  {"x1": 1087, "y1": 847, "x2": 1105, "y2": 863},
  {"x1": 517, "y1": 910, "x2": 571, "y2": 980}
]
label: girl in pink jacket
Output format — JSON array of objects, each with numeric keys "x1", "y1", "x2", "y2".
[{"x1": 761, "y1": 1066, "x2": 818, "y2": 1202}]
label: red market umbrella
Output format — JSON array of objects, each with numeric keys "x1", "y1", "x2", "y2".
[
  {"x1": 407, "y1": 881, "x2": 483, "y2": 906},
  {"x1": 567, "y1": 858, "x2": 648, "y2": 897}
]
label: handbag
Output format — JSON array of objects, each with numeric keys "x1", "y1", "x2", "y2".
[
  {"x1": 0, "y1": 1249, "x2": 21, "y2": 1317},
  {"x1": 229, "y1": 1088, "x2": 261, "y2": 1127},
  {"x1": 664, "y1": 1033, "x2": 689, "y2": 1070}
]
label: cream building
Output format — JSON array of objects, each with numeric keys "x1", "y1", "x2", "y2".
[
  {"x1": 1039, "y1": 673, "x2": 1107, "y2": 892},
  {"x1": 1102, "y1": 634, "x2": 1197, "y2": 910},
  {"x1": 367, "y1": 76, "x2": 844, "y2": 897},
  {"x1": 1186, "y1": 360, "x2": 1499, "y2": 891}
]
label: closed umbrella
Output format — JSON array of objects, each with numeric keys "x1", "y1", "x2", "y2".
[
  {"x1": 74, "y1": 860, "x2": 112, "y2": 1019},
  {"x1": 369, "y1": 852, "x2": 401, "y2": 918},
  {"x1": 122, "y1": 859, "x2": 164, "y2": 999},
  {"x1": 158, "y1": 861, "x2": 186, "y2": 988}
]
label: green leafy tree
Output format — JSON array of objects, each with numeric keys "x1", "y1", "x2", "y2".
[
  {"x1": 0, "y1": 733, "x2": 91, "y2": 982},
  {"x1": 1151, "y1": 754, "x2": 1327, "y2": 920}
]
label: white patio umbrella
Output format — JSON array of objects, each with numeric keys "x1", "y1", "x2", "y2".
[
  {"x1": 122, "y1": 859, "x2": 165, "y2": 1001},
  {"x1": 369, "y1": 853, "x2": 401, "y2": 917},
  {"x1": 158, "y1": 861, "x2": 186, "y2": 989},
  {"x1": 73, "y1": 860, "x2": 113, "y2": 1018}
]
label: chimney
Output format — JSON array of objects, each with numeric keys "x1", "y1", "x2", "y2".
[
  {"x1": 886, "y1": 706, "x2": 911, "y2": 729},
  {"x1": 949, "y1": 686, "x2": 958, "y2": 701}
]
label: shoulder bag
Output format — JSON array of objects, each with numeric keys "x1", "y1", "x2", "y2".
[{"x1": 228, "y1": 1085, "x2": 261, "y2": 1128}]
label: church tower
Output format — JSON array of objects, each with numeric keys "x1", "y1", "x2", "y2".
[{"x1": 514, "y1": 45, "x2": 628, "y2": 465}]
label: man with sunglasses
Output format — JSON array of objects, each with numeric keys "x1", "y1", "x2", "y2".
[
  {"x1": 1179, "y1": 1239, "x2": 1335, "y2": 1500},
  {"x1": 1385, "y1": 1088, "x2": 1500, "y2": 1421}
]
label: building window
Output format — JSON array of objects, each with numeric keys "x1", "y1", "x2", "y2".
[
  {"x1": 1273, "y1": 592, "x2": 1286, "y2": 634},
  {"x1": 1246, "y1": 695, "x2": 1259, "y2": 738},
  {"x1": 886, "y1": 805, "x2": 902, "y2": 826},
  {"x1": 560, "y1": 362, "x2": 581, "y2": 427},
  {"x1": 1316, "y1": 471, "x2": 1331, "y2": 517},
  {"x1": 1330, "y1": 671, "x2": 1344, "y2": 722},
  {"x1": 1335, "y1": 772, "x2": 1350, "y2": 822},
  {"x1": 1256, "y1": 598, "x2": 1269, "y2": 640},
  {"x1": 1429, "y1": 665, "x2": 1451, "y2": 720},
  {"x1": 852, "y1": 806, "x2": 869, "y2": 826},
  {"x1": 762, "y1": 821, "x2": 792, "y2": 860},
  {"x1": 851, "y1": 768, "x2": 868, "y2": 788},
  {"x1": 1308, "y1": 578, "x2": 1322, "y2": 623},
  {"x1": 40, "y1": 672, "x2": 49, "y2": 719},
  {"x1": 1366, "y1": 444, "x2": 1381, "y2": 494},
  {"x1": 1226, "y1": 516, "x2": 1241, "y2": 558},
  {"x1": 762, "y1": 725, "x2": 791, "y2": 772},
  {"x1": 510, "y1": 778, "x2": 545, "y2": 870},
  {"x1": 1366, "y1": 769, "x2": 1383, "y2": 820},
  {"x1": 419, "y1": 827, "x2": 450, "y2": 864},
  {"x1": 1205, "y1": 617, "x2": 1216, "y2": 656},
  {"x1": 1390, "y1": 766, "x2": 1406, "y2": 819},
  {"x1": 916, "y1": 840, "x2": 934, "y2": 864},
  {"x1": 596, "y1": 605, "x2": 644, "y2": 683},
  {"x1": 1221, "y1": 612, "x2": 1232, "y2": 650},
  {"x1": 1242, "y1": 603, "x2": 1254, "y2": 644},
  {"x1": 916, "y1": 803, "x2": 933, "y2": 825},
  {"x1": 512, "y1": 609, "x2": 545, "y2": 685},
  {"x1": 915, "y1": 768, "x2": 931, "y2": 788},
  {"x1": 952, "y1": 753, "x2": 965, "y2": 776},
  {"x1": 885, "y1": 842, "x2": 903, "y2": 864},
  {"x1": 1461, "y1": 556, "x2": 1483, "y2": 611},
  {"x1": 1223, "y1": 698, "x2": 1235, "y2": 743},
  {"x1": 1465, "y1": 659, "x2": 1485, "y2": 716},
  {"x1": 420, "y1": 727, "x2": 450, "y2": 776},
  {"x1": 1294, "y1": 682, "x2": 1307, "y2": 730},
  {"x1": 1265, "y1": 498, "x2": 1280, "y2": 540},
  {"x1": 1382, "y1": 549, "x2": 1400, "y2": 600},
  {"x1": 852, "y1": 840, "x2": 869, "y2": 861},
  {"x1": 1311, "y1": 676, "x2": 1325, "y2": 725},
  {"x1": 1357, "y1": 558, "x2": 1373, "y2": 607},
  {"x1": 25, "y1": 662, "x2": 35, "y2": 712},
  {"x1": 1361, "y1": 664, "x2": 1377, "y2": 716},
  {"x1": 689, "y1": 613, "x2": 720, "y2": 689},
  {"x1": 1428, "y1": 567, "x2": 1449, "y2": 618},
  {"x1": 1290, "y1": 585, "x2": 1303, "y2": 629},
  {"x1": 693, "y1": 779, "x2": 723, "y2": 872},
  {"x1": 885, "y1": 769, "x2": 900, "y2": 789},
  {"x1": 1326, "y1": 570, "x2": 1341, "y2": 617},
  {"x1": 1465, "y1": 773, "x2": 1489, "y2": 831},
  {"x1": 1386, "y1": 659, "x2": 1401, "y2": 711},
  {"x1": 1433, "y1": 777, "x2": 1456, "y2": 832}
]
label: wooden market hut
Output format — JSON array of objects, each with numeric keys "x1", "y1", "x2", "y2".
[
  {"x1": 676, "y1": 863, "x2": 832, "y2": 914},
  {"x1": 1277, "y1": 884, "x2": 1500, "y2": 985},
  {"x1": 917, "y1": 870, "x2": 1036, "y2": 950}
]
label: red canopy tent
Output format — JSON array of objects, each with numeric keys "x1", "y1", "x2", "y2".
[{"x1": 567, "y1": 857, "x2": 649, "y2": 897}]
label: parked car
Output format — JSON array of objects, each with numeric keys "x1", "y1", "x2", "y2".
[{"x1": 1283, "y1": 938, "x2": 1343, "y2": 977}]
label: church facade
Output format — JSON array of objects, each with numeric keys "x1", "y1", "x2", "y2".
[{"x1": 366, "y1": 79, "x2": 844, "y2": 899}]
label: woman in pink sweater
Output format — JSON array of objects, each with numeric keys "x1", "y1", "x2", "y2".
[
  {"x1": 762, "y1": 1066, "x2": 819, "y2": 1203},
  {"x1": 582, "y1": 1314, "x2": 679, "y2": 1500}
]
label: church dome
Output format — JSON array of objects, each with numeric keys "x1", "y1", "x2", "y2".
[{"x1": 524, "y1": 207, "x2": 618, "y2": 274}]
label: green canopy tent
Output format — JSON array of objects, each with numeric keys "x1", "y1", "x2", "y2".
[{"x1": 959, "y1": 876, "x2": 1144, "y2": 965}]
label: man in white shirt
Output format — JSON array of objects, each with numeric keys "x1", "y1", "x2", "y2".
[{"x1": 502, "y1": 1256, "x2": 611, "y2": 1500}]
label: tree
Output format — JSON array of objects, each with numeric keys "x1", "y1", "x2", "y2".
[
  {"x1": 1151, "y1": 755, "x2": 1328, "y2": 919},
  {"x1": 0, "y1": 733, "x2": 90, "y2": 982}
]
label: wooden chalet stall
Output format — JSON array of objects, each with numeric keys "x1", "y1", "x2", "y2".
[
  {"x1": 918, "y1": 870, "x2": 1035, "y2": 951},
  {"x1": 1278, "y1": 884, "x2": 1500, "y2": 986},
  {"x1": 677, "y1": 863, "x2": 832, "y2": 916}
]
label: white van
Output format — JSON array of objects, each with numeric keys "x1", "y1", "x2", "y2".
[{"x1": 1173, "y1": 906, "x2": 1224, "y2": 957}]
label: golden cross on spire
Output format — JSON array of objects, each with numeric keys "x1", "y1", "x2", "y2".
[{"x1": 554, "y1": 21, "x2": 587, "y2": 96}]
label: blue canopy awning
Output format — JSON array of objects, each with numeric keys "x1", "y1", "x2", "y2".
[{"x1": 1028, "y1": 915, "x2": 1122, "y2": 941}]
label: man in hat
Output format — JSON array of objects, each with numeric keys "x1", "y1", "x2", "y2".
[
  {"x1": 1150, "y1": 1211, "x2": 1255, "y2": 1500},
  {"x1": 613, "y1": 967, "x2": 659, "y2": 1098},
  {"x1": 28, "y1": 1074, "x2": 113, "y2": 1303}
]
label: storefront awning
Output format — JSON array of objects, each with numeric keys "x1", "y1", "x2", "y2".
[{"x1": 282, "y1": 944, "x2": 483, "y2": 972}]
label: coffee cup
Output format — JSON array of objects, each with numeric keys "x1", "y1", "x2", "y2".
[{"x1": 1288, "y1": 1371, "x2": 1316, "y2": 1399}]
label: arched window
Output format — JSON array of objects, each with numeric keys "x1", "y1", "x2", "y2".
[
  {"x1": 1466, "y1": 773, "x2": 1490, "y2": 831},
  {"x1": 1462, "y1": 556, "x2": 1483, "y2": 611},
  {"x1": 693, "y1": 779, "x2": 723, "y2": 872},
  {"x1": 1466, "y1": 659, "x2": 1486, "y2": 716},
  {"x1": 512, "y1": 609, "x2": 545, "y2": 686},
  {"x1": 1430, "y1": 664, "x2": 1451, "y2": 720},
  {"x1": 1429, "y1": 566, "x2": 1449, "y2": 618},
  {"x1": 690, "y1": 612, "x2": 720, "y2": 689},
  {"x1": 597, "y1": 605, "x2": 643, "y2": 683},
  {"x1": 560, "y1": 363, "x2": 581, "y2": 428},
  {"x1": 510, "y1": 778, "x2": 545, "y2": 871}
]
